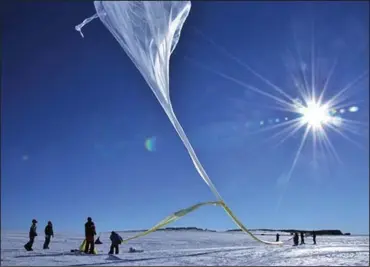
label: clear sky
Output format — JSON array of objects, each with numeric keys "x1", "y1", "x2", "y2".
[{"x1": 2, "y1": 1, "x2": 369, "y2": 235}]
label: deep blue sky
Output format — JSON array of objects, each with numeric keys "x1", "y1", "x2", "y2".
[{"x1": 2, "y1": 1, "x2": 369, "y2": 235}]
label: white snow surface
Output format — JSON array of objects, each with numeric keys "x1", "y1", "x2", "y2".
[{"x1": 1, "y1": 230, "x2": 369, "y2": 266}]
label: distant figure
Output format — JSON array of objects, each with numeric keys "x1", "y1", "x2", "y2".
[
  {"x1": 109, "y1": 231, "x2": 123, "y2": 254},
  {"x1": 300, "y1": 232, "x2": 305, "y2": 245},
  {"x1": 276, "y1": 233, "x2": 280, "y2": 242},
  {"x1": 293, "y1": 232, "x2": 299, "y2": 246},
  {"x1": 312, "y1": 231, "x2": 316, "y2": 245},
  {"x1": 43, "y1": 221, "x2": 54, "y2": 249},
  {"x1": 24, "y1": 219, "x2": 38, "y2": 251},
  {"x1": 84, "y1": 217, "x2": 97, "y2": 254}
]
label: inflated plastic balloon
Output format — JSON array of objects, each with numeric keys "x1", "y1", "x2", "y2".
[{"x1": 76, "y1": 1, "x2": 222, "y2": 200}]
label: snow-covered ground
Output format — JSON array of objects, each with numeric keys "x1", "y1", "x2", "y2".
[{"x1": 1, "y1": 230, "x2": 369, "y2": 266}]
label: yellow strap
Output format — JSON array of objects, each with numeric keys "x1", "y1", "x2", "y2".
[
  {"x1": 79, "y1": 239, "x2": 98, "y2": 254},
  {"x1": 121, "y1": 201, "x2": 220, "y2": 243},
  {"x1": 121, "y1": 200, "x2": 283, "y2": 245},
  {"x1": 164, "y1": 111, "x2": 282, "y2": 245},
  {"x1": 79, "y1": 240, "x2": 86, "y2": 251},
  {"x1": 220, "y1": 202, "x2": 283, "y2": 245}
]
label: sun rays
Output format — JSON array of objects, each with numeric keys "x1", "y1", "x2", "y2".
[{"x1": 186, "y1": 23, "x2": 368, "y2": 209}]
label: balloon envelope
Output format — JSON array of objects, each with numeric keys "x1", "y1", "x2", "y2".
[{"x1": 93, "y1": 1, "x2": 191, "y2": 110}]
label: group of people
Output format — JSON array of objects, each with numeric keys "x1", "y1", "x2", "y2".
[
  {"x1": 24, "y1": 217, "x2": 123, "y2": 255},
  {"x1": 83, "y1": 217, "x2": 124, "y2": 254},
  {"x1": 24, "y1": 218, "x2": 318, "y2": 253},
  {"x1": 24, "y1": 219, "x2": 54, "y2": 251},
  {"x1": 276, "y1": 231, "x2": 316, "y2": 245}
]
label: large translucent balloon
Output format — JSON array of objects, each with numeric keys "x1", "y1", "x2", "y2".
[{"x1": 76, "y1": 0, "x2": 222, "y2": 200}]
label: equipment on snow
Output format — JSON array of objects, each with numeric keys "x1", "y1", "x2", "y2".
[
  {"x1": 129, "y1": 247, "x2": 144, "y2": 253},
  {"x1": 79, "y1": 239, "x2": 98, "y2": 254}
]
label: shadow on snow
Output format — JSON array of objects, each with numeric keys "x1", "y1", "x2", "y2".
[
  {"x1": 14, "y1": 248, "x2": 252, "y2": 265},
  {"x1": 68, "y1": 247, "x2": 252, "y2": 266}
]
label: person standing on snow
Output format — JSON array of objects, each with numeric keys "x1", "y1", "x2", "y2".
[
  {"x1": 293, "y1": 232, "x2": 299, "y2": 246},
  {"x1": 300, "y1": 232, "x2": 305, "y2": 245},
  {"x1": 109, "y1": 231, "x2": 123, "y2": 254},
  {"x1": 43, "y1": 221, "x2": 54, "y2": 249},
  {"x1": 312, "y1": 231, "x2": 317, "y2": 245},
  {"x1": 84, "y1": 217, "x2": 97, "y2": 254},
  {"x1": 24, "y1": 219, "x2": 38, "y2": 251},
  {"x1": 276, "y1": 233, "x2": 280, "y2": 242}
]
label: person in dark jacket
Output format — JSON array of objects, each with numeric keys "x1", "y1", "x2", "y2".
[
  {"x1": 109, "y1": 231, "x2": 123, "y2": 254},
  {"x1": 312, "y1": 231, "x2": 317, "y2": 245},
  {"x1": 24, "y1": 219, "x2": 38, "y2": 251},
  {"x1": 84, "y1": 217, "x2": 96, "y2": 254},
  {"x1": 43, "y1": 221, "x2": 54, "y2": 249},
  {"x1": 276, "y1": 233, "x2": 280, "y2": 242},
  {"x1": 293, "y1": 232, "x2": 299, "y2": 246},
  {"x1": 300, "y1": 232, "x2": 305, "y2": 245}
]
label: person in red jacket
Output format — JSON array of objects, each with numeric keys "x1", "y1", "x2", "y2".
[{"x1": 84, "y1": 217, "x2": 96, "y2": 254}]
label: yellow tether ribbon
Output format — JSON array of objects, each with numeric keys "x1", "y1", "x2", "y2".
[{"x1": 121, "y1": 201, "x2": 283, "y2": 245}]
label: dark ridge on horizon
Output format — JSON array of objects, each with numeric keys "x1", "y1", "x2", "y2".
[{"x1": 111, "y1": 227, "x2": 351, "y2": 236}]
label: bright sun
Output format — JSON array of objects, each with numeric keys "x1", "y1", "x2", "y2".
[{"x1": 296, "y1": 99, "x2": 333, "y2": 130}]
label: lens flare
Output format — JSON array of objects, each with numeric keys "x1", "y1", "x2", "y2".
[
  {"x1": 145, "y1": 137, "x2": 157, "y2": 152},
  {"x1": 348, "y1": 106, "x2": 359, "y2": 113}
]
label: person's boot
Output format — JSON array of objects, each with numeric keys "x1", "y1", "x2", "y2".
[
  {"x1": 90, "y1": 243, "x2": 95, "y2": 254},
  {"x1": 84, "y1": 243, "x2": 89, "y2": 254},
  {"x1": 25, "y1": 243, "x2": 33, "y2": 251}
]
